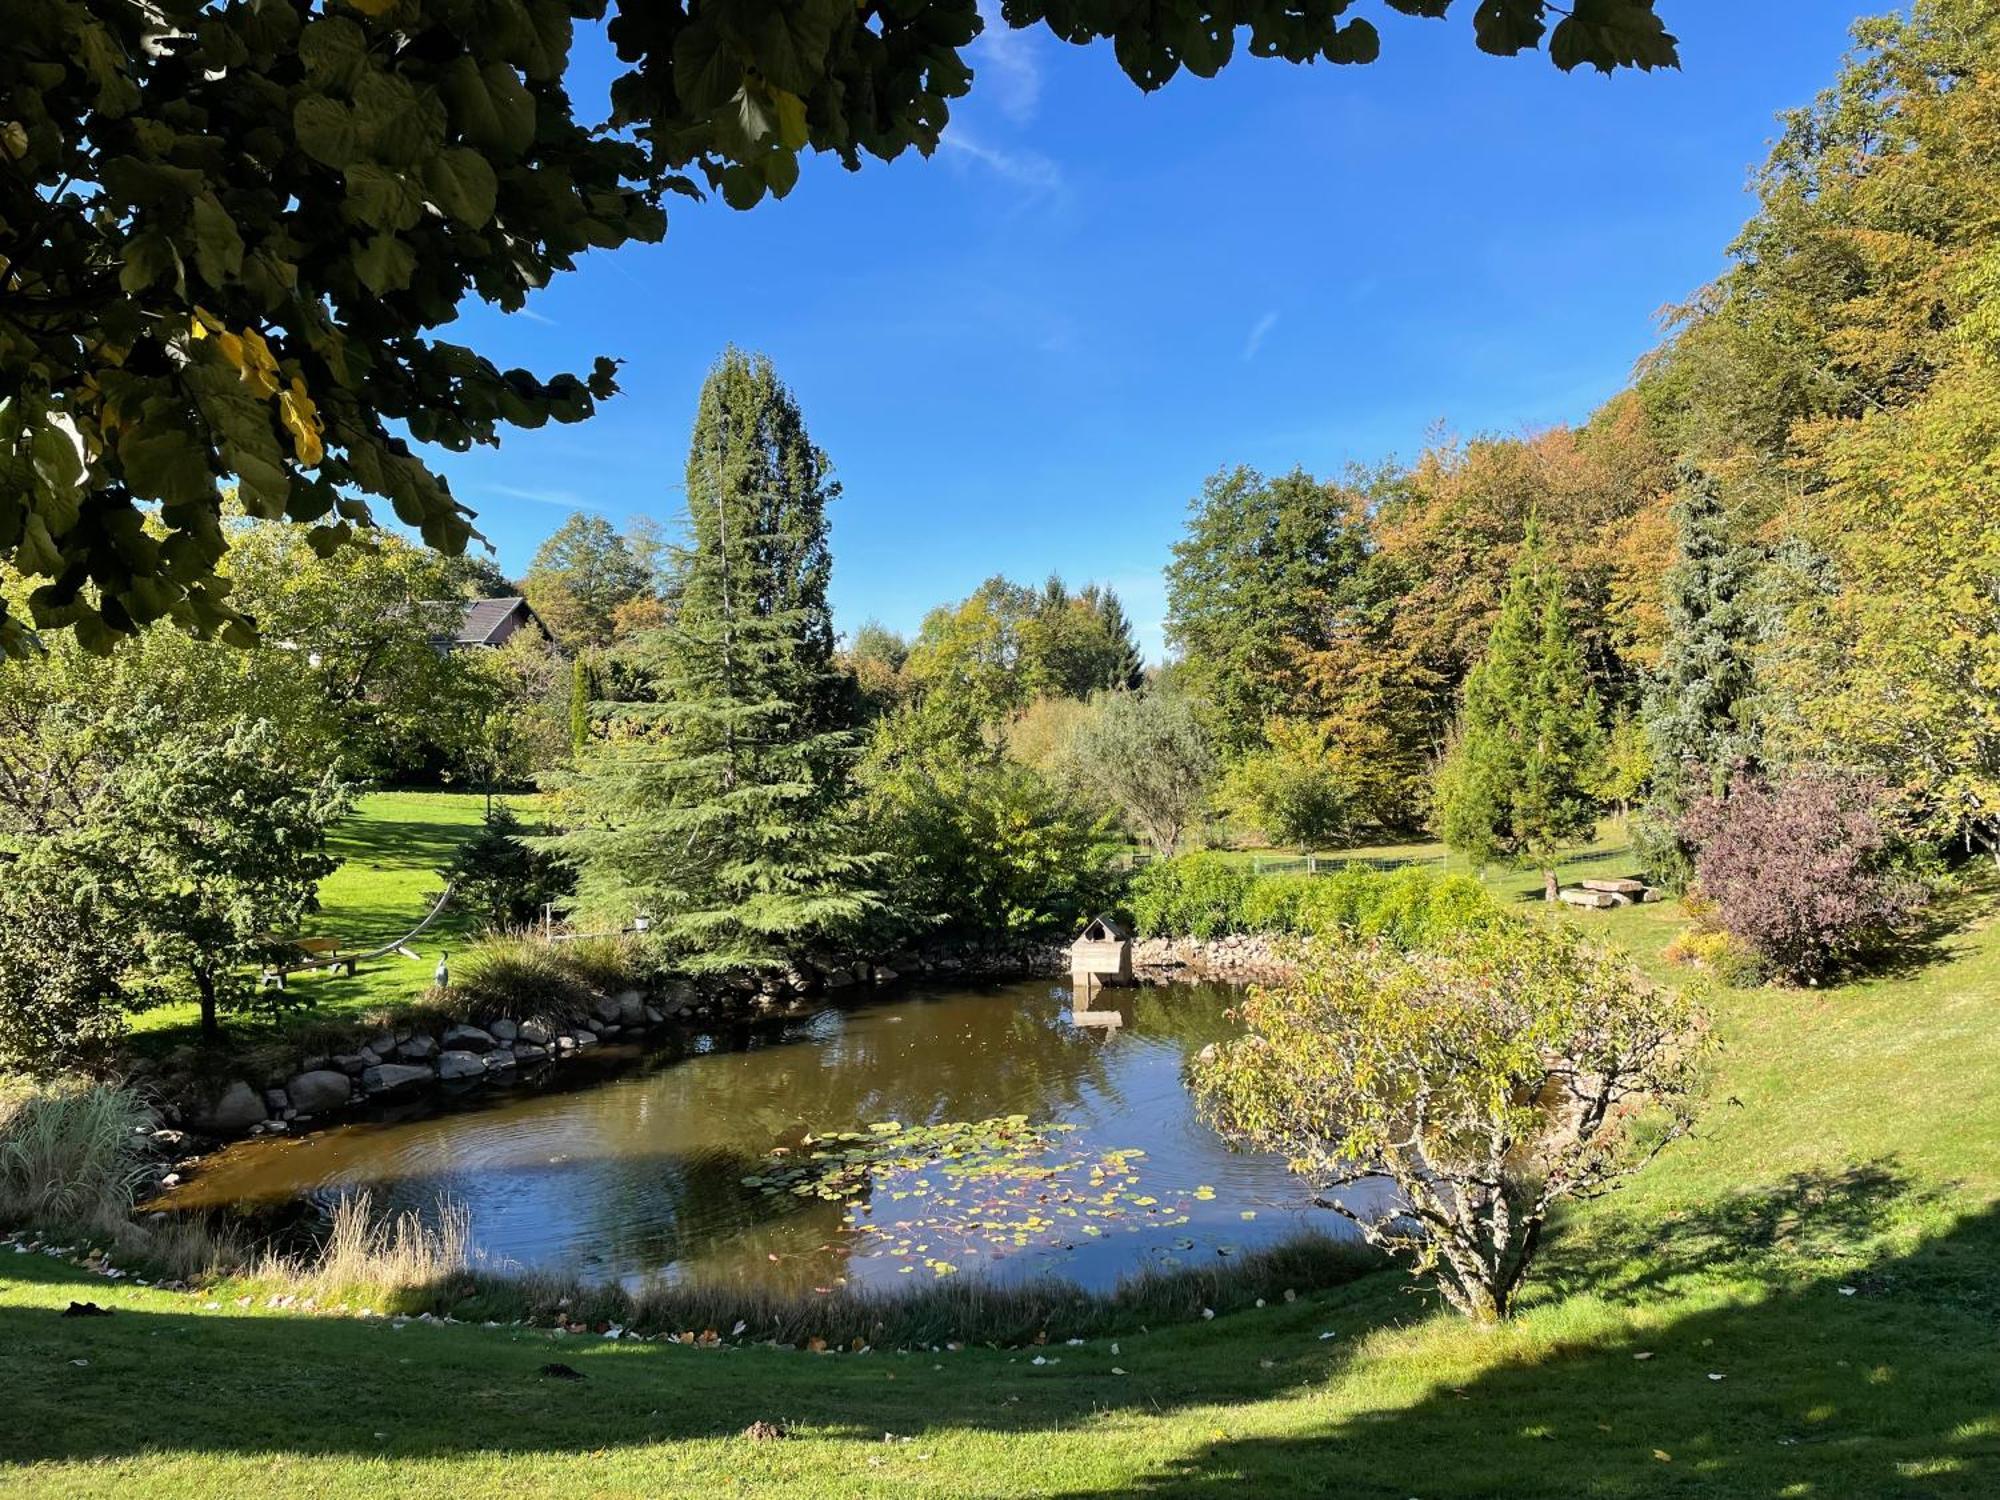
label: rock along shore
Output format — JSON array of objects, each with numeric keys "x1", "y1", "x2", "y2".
[{"x1": 139, "y1": 932, "x2": 1295, "y2": 1146}]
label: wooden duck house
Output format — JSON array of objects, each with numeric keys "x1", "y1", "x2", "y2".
[{"x1": 1071, "y1": 913, "x2": 1134, "y2": 987}]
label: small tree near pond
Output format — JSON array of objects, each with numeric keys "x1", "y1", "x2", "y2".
[
  {"x1": 98, "y1": 719, "x2": 350, "y2": 1040},
  {"x1": 1192, "y1": 923, "x2": 1709, "y2": 1322}
]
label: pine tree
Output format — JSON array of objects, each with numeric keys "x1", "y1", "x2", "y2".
[
  {"x1": 1637, "y1": 465, "x2": 1760, "y2": 886},
  {"x1": 560, "y1": 350, "x2": 876, "y2": 970},
  {"x1": 1088, "y1": 586, "x2": 1147, "y2": 691},
  {"x1": 1435, "y1": 522, "x2": 1605, "y2": 901}
]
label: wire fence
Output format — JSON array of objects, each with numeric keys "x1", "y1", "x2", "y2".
[{"x1": 1116, "y1": 850, "x2": 1448, "y2": 877}]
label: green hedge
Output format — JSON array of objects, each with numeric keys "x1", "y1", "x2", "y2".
[{"x1": 1127, "y1": 855, "x2": 1502, "y2": 951}]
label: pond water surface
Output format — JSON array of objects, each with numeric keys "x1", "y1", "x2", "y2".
[{"x1": 167, "y1": 978, "x2": 1383, "y2": 1293}]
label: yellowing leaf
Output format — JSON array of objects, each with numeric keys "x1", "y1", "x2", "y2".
[{"x1": 278, "y1": 378, "x2": 325, "y2": 468}]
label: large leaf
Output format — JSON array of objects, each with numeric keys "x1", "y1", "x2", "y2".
[
  {"x1": 353, "y1": 232, "x2": 418, "y2": 294},
  {"x1": 422, "y1": 147, "x2": 498, "y2": 227},
  {"x1": 1471, "y1": 0, "x2": 1547, "y2": 56},
  {"x1": 118, "y1": 426, "x2": 216, "y2": 507},
  {"x1": 343, "y1": 163, "x2": 425, "y2": 231},
  {"x1": 294, "y1": 95, "x2": 360, "y2": 168},
  {"x1": 1549, "y1": 0, "x2": 1679, "y2": 74},
  {"x1": 191, "y1": 194, "x2": 246, "y2": 288}
]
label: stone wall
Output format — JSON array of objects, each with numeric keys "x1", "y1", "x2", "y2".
[
  {"x1": 150, "y1": 935, "x2": 1076, "y2": 1142},
  {"x1": 1130, "y1": 933, "x2": 1297, "y2": 983}
]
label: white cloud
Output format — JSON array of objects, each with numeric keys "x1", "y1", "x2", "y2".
[
  {"x1": 939, "y1": 129, "x2": 1064, "y2": 196},
  {"x1": 1243, "y1": 310, "x2": 1279, "y2": 362},
  {"x1": 972, "y1": 14, "x2": 1043, "y2": 124}
]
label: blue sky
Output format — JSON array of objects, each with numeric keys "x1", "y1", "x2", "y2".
[{"x1": 434, "y1": 5, "x2": 1866, "y2": 659}]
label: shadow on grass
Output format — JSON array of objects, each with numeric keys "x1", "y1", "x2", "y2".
[
  {"x1": 4, "y1": 1164, "x2": 1995, "y2": 1493},
  {"x1": 325, "y1": 813, "x2": 484, "y2": 874},
  {"x1": 1044, "y1": 1168, "x2": 2000, "y2": 1498}
]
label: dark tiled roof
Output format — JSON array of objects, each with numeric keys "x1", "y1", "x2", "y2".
[{"x1": 447, "y1": 596, "x2": 530, "y2": 646}]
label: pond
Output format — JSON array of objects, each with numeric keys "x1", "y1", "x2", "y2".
[{"x1": 165, "y1": 978, "x2": 1384, "y2": 1294}]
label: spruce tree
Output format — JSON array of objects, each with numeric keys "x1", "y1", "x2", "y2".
[
  {"x1": 1089, "y1": 586, "x2": 1147, "y2": 691},
  {"x1": 1435, "y1": 523, "x2": 1605, "y2": 901},
  {"x1": 560, "y1": 350, "x2": 876, "y2": 970},
  {"x1": 1637, "y1": 465, "x2": 1760, "y2": 886}
]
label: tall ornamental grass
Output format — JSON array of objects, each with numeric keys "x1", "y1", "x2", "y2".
[{"x1": 0, "y1": 1079, "x2": 153, "y2": 1233}]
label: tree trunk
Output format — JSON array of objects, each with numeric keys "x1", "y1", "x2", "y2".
[
  {"x1": 1543, "y1": 868, "x2": 1560, "y2": 903},
  {"x1": 196, "y1": 970, "x2": 220, "y2": 1041}
]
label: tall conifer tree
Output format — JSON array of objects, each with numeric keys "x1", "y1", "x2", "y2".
[
  {"x1": 1435, "y1": 523, "x2": 1604, "y2": 901},
  {"x1": 560, "y1": 350, "x2": 875, "y2": 968},
  {"x1": 1637, "y1": 465, "x2": 1761, "y2": 885}
]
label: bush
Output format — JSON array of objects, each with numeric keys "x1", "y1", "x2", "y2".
[
  {"x1": 1663, "y1": 926, "x2": 1768, "y2": 988},
  {"x1": 1192, "y1": 922, "x2": 1711, "y2": 1321},
  {"x1": 1215, "y1": 720, "x2": 1355, "y2": 851},
  {"x1": 1238, "y1": 874, "x2": 1315, "y2": 933},
  {"x1": 0, "y1": 852, "x2": 131, "y2": 1076},
  {"x1": 444, "y1": 804, "x2": 574, "y2": 933},
  {"x1": 1128, "y1": 852, "x2": 1251, "y2": 939},
  {"x1": 1682, "y1": 767, "x2": 1927, "y2": 983},
  {"x1": 1129, "y1": 855, "x2": 1503, "y2": 950},
  {"x1": 1352, "y1": 867, "x2": 1498, "y2": 950},
  {"x1": 867, "y1": 752, "x2": 1125, "y2": 942},
  {"x1": 0, "y1": 1080, "x2": 153, "y2": 1234}
]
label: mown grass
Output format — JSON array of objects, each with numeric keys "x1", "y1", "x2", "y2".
[
  {"x1": 130, "y1": 790, "x2": 529, "y2": 1048},
  {"x1": 4, "y1": 834, "x2": 1996, "y2": 1494}
]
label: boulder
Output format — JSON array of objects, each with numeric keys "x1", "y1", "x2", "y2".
[
  {"x1": 616, "y1": 992, "x2": 646, "y2": 1026},
  {"x1": 514, "y1": 1042, "x2": 549, "y2": 1063},
  {"x1": 822, "y1": 967, "x2": 857, "y2": 990},
  {"x1": 871, "y1": 965, "x2": 900, "y2": 984},
  {"x1": 362, "y1": 1062, "x2": 433, "y2": 1095},
  {"x1": 441, "y1": 1024, "x2": 495, "y2": 1055},
  {"x1": 436, "y1": 1050, "x2": 486, "y2": 1082},
  {"x1": 1557, "y1": 888, "x2": 1619, "y2": 910},
  {"x1": 286, "y1": 1070, "x2": 351, "y2": 1114},
  {"x1": 364, "y1": 1032, "x2": 397, "y2": 1057},
  {"x1": 396, "y1": 1034, "x2": 438, "y2": 1061},
  {"x1": 488, "y1": 1017, "x2": 519, "y2": 1044},
  {"x1": 332, "y1": 1053, "x2": 370, "y2": 1076},
  {"x1": 263, "y1": 1088, "x2": 290, "y2": 1116},
  {"x1": 591, "y1": 996, "x2": 623, "y2": 1026},
  {"x1": 643, "y1": 1006, "x2": 665, "y2": 1026},
  {"x1": 517, "y1": 1019, "x2": 551, "y2": 1046},
  {"x1": 196, "y1": 1081, "x2": 267, "y2": 1134},
  {"x1": 486, "y1": 1048, "x2": 517, "y2": 1070}
]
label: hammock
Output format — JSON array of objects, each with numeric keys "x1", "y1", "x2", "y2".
[{"x1": 265, "y1": 882, "x2": 456, "y2": 985}]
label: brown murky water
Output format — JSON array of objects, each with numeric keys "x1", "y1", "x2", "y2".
[{"x1": 164, "y1": 978, "x2": 1380, "y2": 1292}]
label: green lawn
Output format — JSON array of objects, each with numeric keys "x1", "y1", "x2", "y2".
[
  {"x1": 131, "y1": 790, "x2": 520, "y2": 1042},
  {"x1": 8, "y1": 840, "x2": 1998, "y2": 1494}
]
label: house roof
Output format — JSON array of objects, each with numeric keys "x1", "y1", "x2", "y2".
[{"x1": 441, "y1": 596, "x2": 540, "y2": 647}]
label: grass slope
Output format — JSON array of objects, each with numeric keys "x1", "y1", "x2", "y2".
[
  {"x1": 131, "y1": 790, "x2": 513, "y2": 1042},
  {"x1": 36, "y1": 829, "x2": 1995, "y2": 1496}
]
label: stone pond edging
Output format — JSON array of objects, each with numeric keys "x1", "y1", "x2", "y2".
[
  {"x1": 148, "y1": 935, "x2": 1067, "y2": 1143},
  {"x1": 140, "y1": 931, "x2": 1298, "y2": 1148}
]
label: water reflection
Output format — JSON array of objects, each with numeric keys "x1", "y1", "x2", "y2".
[{"x1": 166, "y1": 978, "x2": 1385, "y2": 1292}]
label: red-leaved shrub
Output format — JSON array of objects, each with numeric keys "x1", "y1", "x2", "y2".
[{"x1": 1681, "y1": 767, "x2": 1925, "y2": 984}]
